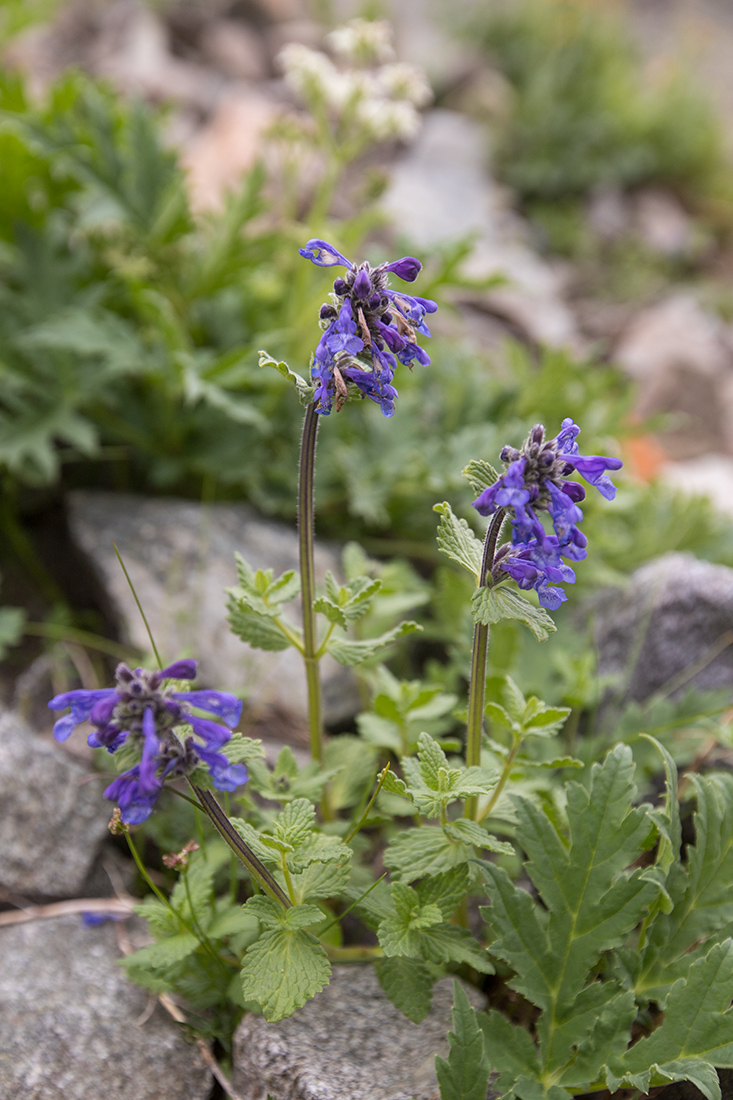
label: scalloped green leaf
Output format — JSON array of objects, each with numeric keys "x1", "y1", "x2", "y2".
[
  {"x1": 326, "y1": 620, "x2": 421, "y2": 667},
  {"x1": 433, "y1": 502, "x2": 483, "y2": 578},
  {"x1": 471, "y1": 582, "x2": 556, "y2": 641},
  {"x1": 462, "y1": 459, "x2": 500, "y2": 497}
]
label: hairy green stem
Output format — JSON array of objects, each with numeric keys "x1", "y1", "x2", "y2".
[
  {"x1": 191, "y1": 785, "x2": 291, "y2": 909},
  {"x1": 464, "y1": 509, "x2": 506, "y2": 820},
  {"x1": 344, "y1": 765, "x2": 391, "y2": 844},
  {"x1": 298, "y1": 402, "x2": 325, "y2": 767}
]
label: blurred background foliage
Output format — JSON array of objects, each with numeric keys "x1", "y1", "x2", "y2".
[{"x1": 464, "y1": 0, "x2": 731, "y2": 216}]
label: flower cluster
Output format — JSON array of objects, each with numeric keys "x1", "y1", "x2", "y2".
[
  {"x1": 300, "y1": 238, "x2": 436, "y2": 416},
  {"x1": 473, "y1": 419, "x2": 623, "y2": 609},
  {"x1": 278, "y1": 21, "x2": 432, "y2": 143},
  {"x1": 48, "y1": 660, "x2": 246, "y2": 825}
]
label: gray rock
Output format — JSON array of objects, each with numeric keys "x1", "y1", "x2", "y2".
[
  {"x1": 381, "y1": 109, "x2": 579, "y2": 349},
  {"x1": 661, "y1": 454, "x2": 733, "y2": 520},
  {"x1": 199, "y1": 20, "x2": 268, "y2": 82},
  {"x1": 0, "y1": 707, "x2": 111, "y2": 898},
  {"x1": 632, "y1": 188, "x2": 698, "y2": 259},
  {"x1": 614, "y1": 294, "x2": 733, "y2": 460},
  {"x1": 0, "y1": 915, "x2": 211, "y2": 1100},
  {"x1": 595, "y1": 553, "x2": 733, "y2": 702},
  {"x1": 232, "y1": 965, "x2": 487, "y2": 1100},
  {"x1": 66, "y1": 490, "x2": 353, "y2": 727}
]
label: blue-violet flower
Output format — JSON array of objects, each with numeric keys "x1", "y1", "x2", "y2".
[
  {"x1": 299, "y1": 238, "x2": 437, "y2": 417},
  {"x1": 473, "y1": 419, "x2": 622, "y2": 610},
  {"x1": 48, "y1": 660, "x2": 247, "y2": 825}
]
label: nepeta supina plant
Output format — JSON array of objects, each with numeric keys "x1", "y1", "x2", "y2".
[
  {"x1": 295, "y1": 239, "x2": 436, "y2": 771},
  {"x1": 456, "y1": 418, "x2": 622, "y2": 817},
  {"x1": 40, "y1": 222, "x2": 733, "y2": 1100}
]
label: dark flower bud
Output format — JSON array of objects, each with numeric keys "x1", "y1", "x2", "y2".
[{"x1": 353, "y1": 268, "x2": 372, "y2": 299}]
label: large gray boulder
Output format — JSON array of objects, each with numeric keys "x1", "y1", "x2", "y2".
[
  {"x1": 66, "y1": 490, "x2": 353, "y2": 727},
  {"x1": 0, "y1": 706, "x2": 111, "y2": 897},
  {"x1": 0, "y1": 915, "x2": 211, "y2": 1100},
  {"x1": 595, "y1": 553, "x2": 733, "y2": 702},
  {"x1": 233, "y1": 965, "x2": 487, "y2": 1100}
]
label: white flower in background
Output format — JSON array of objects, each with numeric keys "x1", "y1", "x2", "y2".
[
  {"x1": 278, "y1": 42, "x2": 348, "y2": 109},
  {"x1": 356, "y1": 98, "x2": 423, "y2": 142},
  {"x1": 326, "y1": 19, "x2": 395, "y2": 65},
  {"x1": 277, "y1": 21, "x2": 432, "y2": 147},
  {"x1": 377, "y1": 63, "x2": 433, "y2": 108}
]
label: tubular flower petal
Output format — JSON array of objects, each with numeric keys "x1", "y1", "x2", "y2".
[
  {"x1": 475, "y1": 420, "x2": 622, "y2": 608},
  {"x1": 48, "y1": 660, "x2": 247, "y2": 822},
  {"x1": 301, "y1": 238, "x2": 436, "y2": 416}
]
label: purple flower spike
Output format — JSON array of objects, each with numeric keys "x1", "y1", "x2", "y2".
[
  {"x1": 49, "y1": 661, "x2": 246, "y2": 824},
  {"x1": 301, "y1": 240, "x2": 434, "y2": 417},
  {"x1": 475, "y1": 419, "x2": 622, "y2": 609}
]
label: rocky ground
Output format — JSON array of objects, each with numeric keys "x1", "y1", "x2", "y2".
[{"x1": 3, "y1": 1, "x2": 733, "y2": 1098}]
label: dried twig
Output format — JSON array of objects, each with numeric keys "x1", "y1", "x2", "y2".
[{"x1": 0, "y1": 897, "x2": 135, "y2": 927}]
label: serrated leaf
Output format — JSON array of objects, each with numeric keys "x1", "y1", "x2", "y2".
[
  {"x1": 433, "y1": 502, "x2": 483, "y2": 578},
  {"x1": 523, "y1": 706, "x2": 571, "y2": 738},
  {"x1": 634, "y1": 773, "x2": 733, "y2": 1004},
  {"x1": 502, "y1": 677, "x2": 527, "y2": 724},
  {"x1": 384, "y1": 825, "x2": 478, "y2": 882},
  {"x1": 243, "y1": 895, "x2": 323, "y2": 931},
  {"x1": 462, "y1": 459, "x2": 500, "y2": 496},
  {"x1": 222, "y1": 733, "x2": 265, "y2": 765},
  {"x1": 611, "y1": 940, "x2": 733, "y2": 1098},
  {"x1": 120, "y1": 932, "x2": 199, "y2": 972},
  {"x1": 480, "y1": 746, "x2": 659, "y2": 1082},
  {"x1": 472, "y1": 582, "x2": 556, "y2": 641},
  {"x1": 274, "y1": 798, "x2": 316, "y2": 850},
  {"x1": 477, "y1": 1010, "x2": 541, "y2": 1095},
  {"x1": 418, "y1": 922, "x2": 493, "y2": 972},
  {"x1": 240, "y1": 925, "x2": 330, "y2": 1021},
  {"x1": 436, "y1": 982, "x2": 490, "y2": 1100},
  {"x1": 375, "y1": 956, "x2": 434, "y2": 1023},
  {"x1": 313, "y1": 595, "x2": 348, "y2": 629},
  {"x1": 444, "y1": 818, "x2": 515, "y2": 855},
  {"x1": 417, "y1": 730, "x2": 450, "y2": 787},
  {"x1": 326, "y1": 620, "x2": 421, "y2": 667},
  {"x1": 525, "y1": 755, "x2": 583, "y2": 770},
  {"x1": 133, "y1": 897, "x2": 179, "y2": 937},
  {"x1": 259, "y1": 349, "x2": 315, "y2": 405},
  {"x1": 226, "y1": 599, "x2": 292, "y2": 651}
]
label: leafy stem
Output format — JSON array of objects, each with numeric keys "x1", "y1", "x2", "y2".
[{"x1": 464, "y1": 509, "x2": 506, "y2": 820}]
